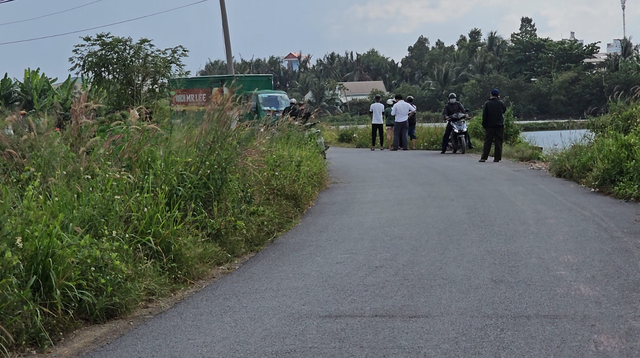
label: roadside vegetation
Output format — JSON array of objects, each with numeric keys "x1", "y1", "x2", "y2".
[
  {"x1": 0, "y1": 35, "x2": 327, "y2": 355},
  {"x1": 549, "y1": 96, "x2": 640, "y2": 200}
]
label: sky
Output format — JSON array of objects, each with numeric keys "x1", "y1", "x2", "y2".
[{"x1": 0, "y1": 0, "x2": 638, "y2": 82}]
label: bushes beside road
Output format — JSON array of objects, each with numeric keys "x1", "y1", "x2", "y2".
[
  {"x1": 0, "y1": 102, "x2": 328, "y2": 353},
  {"x1": 549, "y1": 101, "x2": 640, "y2": 200}
]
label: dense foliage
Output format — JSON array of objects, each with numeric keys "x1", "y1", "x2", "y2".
[
  {"x1": 69, "y1": 33, "x2": 189, "y2": 111},
  {"x1": 550, "y1": 97, "x2": 640, "y2": 199},
  {"x1": 1, "y1": 36, "x2": 328, "y2": 355},
  {"x1": 0, "y1": 97, "x2": 327, "y2": 353},
  {"x1": 201, "y1": 17, "x2": 640, "y2": 118}
]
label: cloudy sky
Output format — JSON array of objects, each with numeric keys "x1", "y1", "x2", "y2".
[{"x1": 0, "y1": 0, "x2": 637, "y2": 81}]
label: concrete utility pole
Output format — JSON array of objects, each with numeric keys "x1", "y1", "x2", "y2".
[
  {"x1": 621, "y1": 0, "x2": 627, "y2": 38},
  {"x1": 219, "y1": 0, "x2": 234, "y2": 75}
]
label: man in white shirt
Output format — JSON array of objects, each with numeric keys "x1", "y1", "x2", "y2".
[
  {"x1": 369, "y1": 94, "x2": 385, "y2": 150},
  {"x1": 391, "y1": 94, "x2": 416, "y2": 151}
]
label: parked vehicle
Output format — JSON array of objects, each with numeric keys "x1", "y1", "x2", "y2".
[
  {"x1": 250, "y1": 90, "x2": 290, "y2": 121},
  {"x1": 446, "y1": 111, "x2": 470, "y2": 154},
  {"x1": 168, "y1": 74, "x2": 289, "y2": 122}
]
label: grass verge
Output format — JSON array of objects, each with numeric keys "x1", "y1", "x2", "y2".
[{"x1": 0, "y1": 99, "x2": 328, "y2": 354}]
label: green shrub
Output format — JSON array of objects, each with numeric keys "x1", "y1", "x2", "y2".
[
  {"x1": 501, "y1": 142, "x2": 546, "y2": 161},
  {"x1": 337, "y1": 127, "x2": 357, "y2": 143},
  {"x1": 588, "y1": 101, "x2": 640, "y2": 136},
  {"x1": 0, "y1": 102, "x2": 328, "y2": 353},
  {"x1": 550, "y1": 103, "x2": 640, "y2": 200}
]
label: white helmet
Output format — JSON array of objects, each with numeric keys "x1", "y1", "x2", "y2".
[
  {"x1": 386, "y1": 99, "x2": 394, "y2": 105},
  {"x1": 290, "y1": 98, "x2": 297, "y2": 104}
]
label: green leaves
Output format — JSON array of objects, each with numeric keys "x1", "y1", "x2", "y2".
[
  {"x1": 0, "y1": 73, "x2": 18, "y2": 111},
  {"x1": 69, "y1": 32, "x2": 189, "y2": 111},
  {"x1": 16, "y1": 68, "x2": 57, "y2": 113}
]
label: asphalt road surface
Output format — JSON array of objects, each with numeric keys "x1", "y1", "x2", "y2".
[{"x1": 85, "y1": 147, "x2": 640, "y2": 357}]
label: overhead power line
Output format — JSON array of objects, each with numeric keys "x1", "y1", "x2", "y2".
[
  {"x1": 0, "y1": 0, "x2": 208, "y2": 46},
  {"x1": 0, "y1": 0, "x2": 103, "y2": 27},
  {"x1": 0, "y1": 0, "x2": 18, "y2": 3}
]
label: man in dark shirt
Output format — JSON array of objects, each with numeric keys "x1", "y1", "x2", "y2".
[
  {"x1": 441, "y1": 93, "x2": 473, "y2": 153},
  {"x1": 406, "y1": 96, "x2": 418, "y2": 149},
  {"x1": 283, "y1": 98, "x2": 299, "y2": 118},
  {"x1": 479, "y1": 89, "x2": 507, "y2": 162}
]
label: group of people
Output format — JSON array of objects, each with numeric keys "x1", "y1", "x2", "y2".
[
  {"x1": 369, "y1": 94, "x2": 417, "y2": 151},
  {"x1": 283, "y1": 98, "x2": 312, "y2": 122},
  {"x1": 369, "y1": 89, "x2": 506, "y2": 161}
]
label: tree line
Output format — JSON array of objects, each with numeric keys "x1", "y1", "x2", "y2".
[
  {"x1": 201, "y1": 17, "x2": 640, "y2": 118},
  {"x1": 1, "y1": 17, "x2": 639, "y2": 123}
]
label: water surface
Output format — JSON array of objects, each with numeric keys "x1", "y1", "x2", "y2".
[{"x1": 522, "y1": 129, "x2": 590, "y2": 151}]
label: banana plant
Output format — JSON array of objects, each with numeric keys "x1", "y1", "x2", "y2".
[
  {"x1": 16, "y1": 68, "x2": 57, "y2": 113},
  {"x1": 0, "y1": 73, "x2": 18, "y2": 111},
  {"x1": 53, "y1": 75, "x2": 79, "y2": 114}
]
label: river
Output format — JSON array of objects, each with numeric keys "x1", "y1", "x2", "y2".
[{"x1": 522, "y1": 129, "x2": 590, "y2": 151}]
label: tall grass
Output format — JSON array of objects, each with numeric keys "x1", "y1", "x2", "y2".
[
  {"x1": 549, "y1": 101, "x2": 640, "y2": 199},
  {"x1": 0, "y1": 97, "x2": 327, "y2": 353}
]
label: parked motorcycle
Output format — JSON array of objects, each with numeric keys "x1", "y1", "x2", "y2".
[{"x1": 446, "y1": 111, "x2": 469, "y2": 154}]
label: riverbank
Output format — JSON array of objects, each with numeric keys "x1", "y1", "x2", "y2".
[{"x1": 548, "y1": 102, "x2": 640, "y2": 200}]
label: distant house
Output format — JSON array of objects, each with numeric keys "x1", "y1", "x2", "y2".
[
  {"x1": 584, "y1": 53, "x2": 608, "y2": 65},
  {"x1": 283, "y1": 52, "x2": 309, "y2": 71},
  {"x1": 338, "y1": 81, "x2": 387, "y2": 103}
]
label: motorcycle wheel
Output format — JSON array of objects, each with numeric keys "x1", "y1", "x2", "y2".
[{"x1": 460, "y1": 137, "x2": 467, "y2": 154}]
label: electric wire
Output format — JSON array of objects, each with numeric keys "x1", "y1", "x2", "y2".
[
  {"x1": 0, "y1": 0, "x2": 103, "y2": 26},
  {"x1": 0, "y1": 0, "x2": 208, "y2": 46}
]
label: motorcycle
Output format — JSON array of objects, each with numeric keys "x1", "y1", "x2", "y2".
[{"x1": 446, "y1": 111, "x2": 470, "y2": 154}]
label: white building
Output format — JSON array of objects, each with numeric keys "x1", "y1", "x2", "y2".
[{"x1": 607, "y1": 39, "x2": 622, "y2": 54}]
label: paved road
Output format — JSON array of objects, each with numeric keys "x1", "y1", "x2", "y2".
[{"x1": 85, "y1": 148, "x2": 640, "y2": 357}]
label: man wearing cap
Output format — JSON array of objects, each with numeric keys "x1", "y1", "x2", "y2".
[
  {"x1": 479, "y1": 89, "x2": 507, "y2": 162},
  {"x1": 384, "y1": 99, "x2": 395, "y2": 150}
]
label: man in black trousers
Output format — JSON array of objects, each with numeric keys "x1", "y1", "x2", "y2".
[{"x1": 479, "y1": 89, "x2": 507, "y2": 163}]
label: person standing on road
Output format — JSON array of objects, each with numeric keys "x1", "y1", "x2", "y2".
[
  {"x1": 406, "y1": 96, "x2": 418, "y2": 150},
  {"x1": 479, "y1": 89, "x2": 507, "y2": 163},
  {"x1": 370, "y1": 94, "x2": 385, "y2": 150},
  {"x1": 384, "y1": 99, "x2": 395, "y2": 150},
  {"x1": 391, "y1": 94, "x2": 415, "y2": 151}
]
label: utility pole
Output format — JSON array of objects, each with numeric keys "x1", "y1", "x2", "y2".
[
  {"x1": 621, "y1": 0, "x2": 627, "y2": 38},
  {"x1": 219, "y1": 0, "x2": 234, "y2": 75}
]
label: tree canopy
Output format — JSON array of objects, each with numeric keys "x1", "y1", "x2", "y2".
[
  {"x1": 200, "y1": 17, "x2": 639, "y2": 118},
  {"x1": 69, "y1": 32, "x2": 189, "y2": 110}
]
